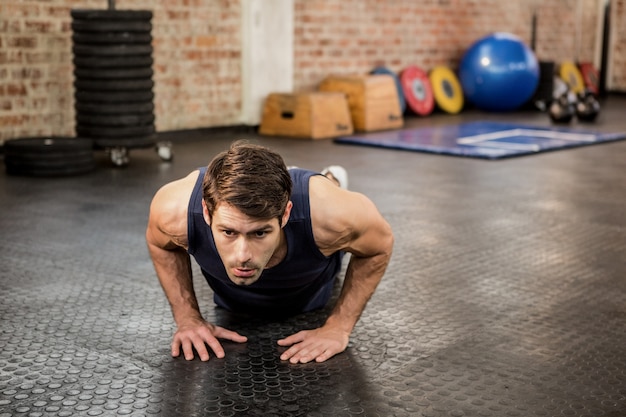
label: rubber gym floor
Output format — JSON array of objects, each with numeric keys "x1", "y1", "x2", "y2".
[{"x1": 1, "y1": 96, "x2": 625, "y2": 417}]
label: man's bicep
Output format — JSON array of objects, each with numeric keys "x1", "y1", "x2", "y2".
[
  {"x1": 146, "y1": 194, "x2": 174, "y2": 249},
  {"x1": 340, "y1": 193, "x2": 393, "y2": 258},
  {"x1": 146, "y1": 180, "x2": 190, "y2": 251},
  {"x1": 146, "y1": 223, "x2": 180, "y2": 252},
  {"x1": 311, "y1": 178, "x2": 392, "y2": 257}
]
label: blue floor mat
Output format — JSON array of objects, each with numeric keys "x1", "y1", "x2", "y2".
[{"x1": 334, "y1": 121, "x2": 626, "y2": 159}]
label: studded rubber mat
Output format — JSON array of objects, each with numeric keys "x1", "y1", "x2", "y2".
[{"x1": 1, "y1": 107, "x2": 626, "y2": 416}]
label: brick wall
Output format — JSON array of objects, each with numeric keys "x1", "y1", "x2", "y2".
[
  {"x1": 0, "y1": 0, "x2": 622, "y2": 142},
  {"x1": 0, "y1": 0, "x2": 76, "y2": 141},
  {"x1": 0, "y1": 0, "x2": 241, "y2": 142},
  {"x1": 293, "y1": 0, "x2": 602, "y2": 91},
  {"x1": 612, "y1": 0, "x2": 626, "y2": 89},
  {"x1": 152, "y1": 0, "x2": 241, "y2": 131}
]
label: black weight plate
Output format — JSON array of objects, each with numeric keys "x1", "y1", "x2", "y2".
[
  {"x1": 75, "y1": 101, "x2": 154, "y2": 114},
  {"x1": 71, "y1": 20, "x2": 152, "y2": 33},
  {"x1": 74, "y1": 67, "x2": 153, "y2": 80},
  {"x1": 71, "y1": 9, "x2": 152, "y2": 20},
  {"x1": 75, "y1": 90, "x2": 154, "y2": 103},
  {"x1": 72, "y1": 55, "x2": 152, "y2": 69},
  {"x1": 6, "y1": 159, "x2": 96, "y2": 177},
  {"x1": 76, "y1": 113, "x2": 155, "y2": 127},
  {"x1": 72, "y1": 32, "x2": 152, "y2": 45},
  {"x1": 73, "y1": 55, "x2": 153, "y2": 68},
  {"x1": 4, "y1": 137, "x2": 93, "y2": 154},
  {"x1": 76, "y1": 124, "x2": 155, "y2": 138},
  {"x1": 3, "y1": 137, "x2": 95, "y2": 177},
  {"x1": 73, "y1": 44, "x2": 152, "y2": 56},
  {"x1": 533, "y1": 61, "x2": 556, "y2": 102},
  {"x1": 74, "y1": 79, "x2": 154, "y2": 91},
  {"x1": 7, "y1": 152, "x2": 95, "y2": 166}
]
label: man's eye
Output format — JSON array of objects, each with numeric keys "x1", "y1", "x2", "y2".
[
  {"x1": 223, "y1": 230, "x2": 235, "y2": 236},
  {"x1": 255, "y1": 231, "x2": 267, "y2": 238}
]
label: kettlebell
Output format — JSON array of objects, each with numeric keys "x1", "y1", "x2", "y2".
[
  {"x1": 549, "y1": 93, "x2": 575, "y2": 123},
  {"x1": 576, "y1": 91, "x2": 600, "y2": 122}
]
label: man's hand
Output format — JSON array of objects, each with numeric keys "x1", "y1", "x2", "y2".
[
  {"x1": 172, "y1": 317, "x2": 247, "y2": 361},
  {"x1": 277, "y1": 324, "x2": 349, "y2": 364}
]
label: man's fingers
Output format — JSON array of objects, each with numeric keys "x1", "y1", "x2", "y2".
[
  {"x1": 278, "y1": 328, "x2": 347, "y2": 363},
  {"x1": 181, "y1": 339, "x2": 198, "y2": 361},
  {"x1": 279, "y1": 345, "x2": 300, "y2": 362},
  {"x1": 204, "y1": 336, "x2": 225, "y2": 359},
  {"x1": 195, "y1": 341, "x2": 212, "y2": 361},
  {"x1": 280, "y1": 338, "x2": 321, "y2": 362},
  {"x1": 191, "y1": 327, "x2": 226, "y2": 360},
  {"x1": 172, "y1": 324, "x2": 246, "y2": 361},
  {"x1": 315, "y1": 349, "x2": 334, "y2": 363},
  {"x1": 283, "y1": 344, "x2": 331, "y2": 364},
  {"x1": 278, "y1": 331, "x2": 311, "y2": 361},
  {"x1": 172, "y1": 336, "x2": 199, "y2": 360},
  {"x1": 214, "y1": 327, "x2": 248, "y2": 343},
  {"x1": 277, "y1": 330, "x2": 307, "y2": 346},
  {"x1": 171, "y1": 339, "x2": 181, "y2": 358}
]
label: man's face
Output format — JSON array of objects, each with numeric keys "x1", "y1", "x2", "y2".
[{"x1": 203, "y1": 201, "x2": 291, "y2": 286}]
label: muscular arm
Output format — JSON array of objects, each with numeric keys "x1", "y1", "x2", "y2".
[
  {"x1": 325, "y1": 209, "x2": 393, "y2": 335},
  {"x1": 146, "y1": 172, "x2": 246, "y2": 360},
  {"x1": 278, "y1": 176, "x2": 393, "y2": 363},
  {"x1": 145, "y1": 214, "x2": 200, "y2": 324}
]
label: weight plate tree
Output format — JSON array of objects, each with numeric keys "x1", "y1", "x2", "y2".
[{"x1": 71, "y1": 9, "x2": 172, "y2": 166}]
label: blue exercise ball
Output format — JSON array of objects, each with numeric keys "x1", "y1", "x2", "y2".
[{"x1": 459, "y1": 32, "x2": 539, "y2": 112}]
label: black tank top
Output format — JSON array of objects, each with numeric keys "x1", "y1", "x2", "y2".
[{"x1": 187, "y1": 167, "x2": 342, "y2": 315}]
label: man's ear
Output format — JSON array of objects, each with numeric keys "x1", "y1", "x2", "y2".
[
  {"x1": 281, "y1": 201, "x2": 293, "y2": 228},
  {"x1": 201, "y1": 199, "x2": 211, "y2": 226}
]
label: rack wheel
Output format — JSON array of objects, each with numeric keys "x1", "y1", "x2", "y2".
[
  {"x1": 109, "y1": 146, "x2": 129, "y2": 167},
  {"x1": 156, "y1": 141, "x2": 173, "y2": 162}
]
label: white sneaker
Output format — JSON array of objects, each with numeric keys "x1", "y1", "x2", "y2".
[{"x1": 321, "y1": 165, "x2": 348, "y2": 189}]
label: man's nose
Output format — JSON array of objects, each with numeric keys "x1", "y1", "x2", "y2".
[{"x1": 234, "y1": 237, "x2": 252, "y2": 263}]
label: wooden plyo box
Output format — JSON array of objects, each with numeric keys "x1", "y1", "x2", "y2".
[
  {"x1": 259, "y1": 92, "x2": 353, "y2": 139},
  {"x1": 318, "y1": 74, "x2": 403, "y2": 132}
]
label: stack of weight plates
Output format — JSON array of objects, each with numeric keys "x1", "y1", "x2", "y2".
[
  {"x1": 4, "y1": 137, "x2": 96, "y2": 177},
  {"x1": 71, "y1": 9, "x2": 156, "y2": 166}
]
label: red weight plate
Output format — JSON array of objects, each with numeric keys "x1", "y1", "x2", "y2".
[
  {"x1": 578, "y1": 62, "x2": 599, "y2": 95},
  {"x1": 400, "y1": 66, "x2": 435, "y2": 116}
]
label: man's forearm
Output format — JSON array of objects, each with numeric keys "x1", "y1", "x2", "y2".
[
  {"x1": 325, "y1": 252, "x2": 390, "y2": 334},
  {"x1": 148, "y1": 244, "x2": 202, "y2": 324}
]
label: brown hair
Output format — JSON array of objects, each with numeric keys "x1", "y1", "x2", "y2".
[{"x1": 202, "y1": 141, "x2": 292, "y2": 223}]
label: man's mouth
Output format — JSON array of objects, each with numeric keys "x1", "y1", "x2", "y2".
[{"x1": 233, "y1": 267, "x2": 256, "y2": 278}]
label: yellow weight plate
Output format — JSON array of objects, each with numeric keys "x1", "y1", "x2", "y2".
[
  {"x1": 429, "y1": 66, "x2": 464, "y2": 114},
  {"x1": 560, "y1": 61, "x2": 585, "y2": 94}
]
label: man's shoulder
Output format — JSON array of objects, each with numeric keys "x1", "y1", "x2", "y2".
[
  {"x1": 307, "y1": 174, "x2": 354, "y2": 204},
  {"x1": 157, "y1": 170, "x2": 200, "y2": 206},
  {"x1": 308, "y1": 175, "x2": 360, "y2": 254},
  {"x1": 308, "y1": 176, "x2": 392, "y2": 257},
  {"x1": 149, "y1": 170, "x2": 200, "y2": 239}
]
